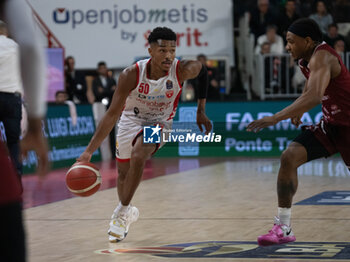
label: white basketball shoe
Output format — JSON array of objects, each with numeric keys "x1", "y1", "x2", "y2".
[{"x1": 108, "y1": 206, "x2": 139, "y2": 243}]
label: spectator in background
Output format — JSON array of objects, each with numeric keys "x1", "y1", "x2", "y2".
[
  {"x1": 65, "y1": 56, "x2": 88, "y2": 104},
  {"x1": 187, "y1": 54, "x2": 220, "y2": 101},
  {"x1": 309, "y1": 0, "x2": 333, "y2": 34},
  {"x1": 92, "y1": 61, "x2": 116, "y2": 106},
  {"x1": 278, "y1": 0, "x2": 300, "y2": 41},
  {"x1": 298, "y1": 0, "x2": 314, "y2": 17},
  {"x1": 334, "y1": 39, "x2": 346, "y2": 55},
  {"x1": 324, "y1": 23, "x2": 347, "y2": 49},
  {"x1": 333, "y1": 0, "x2": 350, "y2": 23},
  {"x1": 260, "y1": 41, "x2": 271, "y2": 54},
  {"x1": 54, "y1": 90, "x2": 77, "y2": 126},
  {"x1": 197, "y1": 54, "x2": 220, "y2": 101},
  {"x1": 255, "y1": 25, "x2": 285, "y2": 54},
  {"x1": 249, "y1": 0, "x2": 278, "y2": 39},
  {"x1": 55, "y1": 90, "x2": 68, "y2": 104},
  {"x1": 0, "y1": 20, "x2": 23, "y2": 175},
  {"x1": 92, "y1": 61, "x2": 117, "y2": 157}
]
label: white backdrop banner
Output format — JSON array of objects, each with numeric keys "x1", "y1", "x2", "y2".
[{"x1": 30, "y1": 0, "x2": 234, "y2": 68}]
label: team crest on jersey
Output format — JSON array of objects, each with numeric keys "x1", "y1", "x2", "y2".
[
  {"x1": 166, "y1": 80, "x2": 173, "y2": 89},
  {"x1": 166, "y1": 90, "x2": 174, "y2": 98}
]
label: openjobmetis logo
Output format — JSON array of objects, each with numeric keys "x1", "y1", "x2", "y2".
[
  {"x1": 53, "y1": 8, "x2": 69, "y2": 24},
  {"x1": 51, "y1": 5, "x2": 208, "y2": 30}
]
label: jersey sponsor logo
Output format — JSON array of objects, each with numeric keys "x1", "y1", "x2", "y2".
[
  {"x1": 95, "y1": 241, "x2": 350, "y2": 259},
  {"x1": 138, "y1": 94, "x2": 165, "y2": 100},
  {"x1": 166, "y1": 90, "x2": 174, "y2": 98},
  {"x1": 166, "y1": 80, "x2": 173, "y2": 89},
  {"x1": 148, "y1": 95, "x2": 165, "y2": 100},
  {"x1": 135, "y1": 98, "x2": 172, "y2": 110}
]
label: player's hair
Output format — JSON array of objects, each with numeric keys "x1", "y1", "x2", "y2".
[
  {"x1": 148, "y1": 27, "x2": 177, "y2": 44},
  {"x1": 288, "y1": 18, "x2": 323, "y2": 43}
]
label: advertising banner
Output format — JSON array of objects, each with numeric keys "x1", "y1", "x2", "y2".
[
  {"x1": 156, "y1": 101, "x2": 322, "y2": 157},
  {"x1": 29, "y1": 0, "x2": 234, "y2": 68},
  {"x1": 46, "y1": 48, "x2": 64, "y2": 102},
  {"x1": 23, "y1": 104, "x2": 101, "y2": 173}
]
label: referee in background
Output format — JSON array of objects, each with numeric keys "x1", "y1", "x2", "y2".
[{"x1": 0, "y1": 20, "x2": 23, "y2": 175}]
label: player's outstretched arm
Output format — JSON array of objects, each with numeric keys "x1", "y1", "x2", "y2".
[
  {"x1": 247, "y1": 50, "x2": 334, "y2": 133},
  {"x1": 179, "y1": 60, "x2": 212, "y2": 134},
  {"x1": 78, "y1": 66, "x2": 137, "y2": 162}
]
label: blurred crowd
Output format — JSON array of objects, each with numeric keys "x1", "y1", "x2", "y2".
[
  {"x1": 236, "y1": 0, "x2": 350, "y2": 54},
  {"x1": 59, "y1": 0, "x2": 350, "y2": 103}
]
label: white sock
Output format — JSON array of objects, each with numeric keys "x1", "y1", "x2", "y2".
[
  {"x1": 278, "y1": 207, "x2": 291, "y2": 226},
  {"x1": 114, "y1": 202, "x2": 130, "y2": 213}
]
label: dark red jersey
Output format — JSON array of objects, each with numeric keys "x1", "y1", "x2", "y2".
[
  {"x1": 299, "y1": 42, "x2": 350, "y2": 126},
  {"x1": 0, "y1": 141, "x2": 22, "y2": 205}
]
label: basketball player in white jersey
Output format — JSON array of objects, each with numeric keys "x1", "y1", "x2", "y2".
[{"x1": 78, "y1": 27, "x2": 212, "y2": 242}]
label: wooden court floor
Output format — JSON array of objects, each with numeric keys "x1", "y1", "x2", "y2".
[{"x1": 24, "y1": 157, "x2": 350, "y2": 262}]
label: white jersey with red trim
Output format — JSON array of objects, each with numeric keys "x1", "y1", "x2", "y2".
[{"x1": 119, "y1": 58, "x2": 182, "y2": 127}]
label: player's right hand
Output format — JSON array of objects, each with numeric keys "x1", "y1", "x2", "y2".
[
  {"x1": 76, "y1": 151, "x2": 92, "y2": 163},
  {"x1": 291, "y1": 116, "x2": 302, "y2": 127}
]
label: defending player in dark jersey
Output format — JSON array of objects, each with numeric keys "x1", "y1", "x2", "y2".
[{"x1": 247, "y1": 18, "x2": 350, "y2": 246}]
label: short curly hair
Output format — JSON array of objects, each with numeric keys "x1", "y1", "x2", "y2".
[{"x1": 148, "y1": 27, "x2": 177, "y2": 44}]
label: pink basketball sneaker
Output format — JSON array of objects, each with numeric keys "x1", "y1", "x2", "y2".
[{"x1": 257, "y1": 217, "x2": 296, "y2": 246}]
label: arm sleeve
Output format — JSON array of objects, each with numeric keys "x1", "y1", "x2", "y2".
[
  {"x1": 3, "y1": 0, "x2": 47, "y2": 118},
  {"x1": 196, "y1": 64, "x2": 208, "y2": 99}
]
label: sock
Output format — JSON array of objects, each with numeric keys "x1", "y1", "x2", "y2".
[
  {"x1": 114, "y1": 202, "x2": 130, "y2": 214},
  {"x1": 278, "y1": 207, "x2": 291, "y2": 226}
]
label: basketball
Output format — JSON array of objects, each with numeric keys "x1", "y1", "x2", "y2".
[{"x1": 65, "y1": 162, "x2": 101, "y2": 197}]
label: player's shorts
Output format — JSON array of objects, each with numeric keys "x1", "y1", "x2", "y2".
[
  {"x1": 293, "y1": 119, "x2": 350, "y2": 169},
  {"x1": 0, "y1": 141, "x2": 22, "y2": 205},
  {"x1": 116, "y1": 121, "x2": 168, "y2": 162}
]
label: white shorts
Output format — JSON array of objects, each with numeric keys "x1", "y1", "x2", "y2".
[{"x1": 116, "y1": 120, "x2": 170, "y2": 162}]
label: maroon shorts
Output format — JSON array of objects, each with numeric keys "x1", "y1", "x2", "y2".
[
  {"x1": 0, "y1": 141, "x2": 22, "y2": 205},
  {"x1": 297, "y1": 120, "x2": 350, "y2": 168}
]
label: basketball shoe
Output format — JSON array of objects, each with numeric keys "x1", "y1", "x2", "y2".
[
  {"x1": 257, "y1": 216, "x2": 296, "y2": 246},
  {"x1": 108, "y1": 206, "x2": 139, "y2": 243}
]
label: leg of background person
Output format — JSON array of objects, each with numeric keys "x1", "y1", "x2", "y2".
[
  {"x1": 118, "y1": 137, "x2": 156, "y2": 205},
  {"x1": 277, "y1": 142, "x2": 308, "y2": 208},
  {"x1": 3, "y1": 95, "x2": 22, "y2": 175},
  {"x1": 0, "y1": 202, "x2": 26, "y2": 262}
]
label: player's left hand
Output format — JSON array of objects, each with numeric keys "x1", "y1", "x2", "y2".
[
  {"x1": 197, "y1": 112, "x2": 212, "y2": 135},
  {"x1": 246, "y1": 116, "x2": 278, "y2": 133}
]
